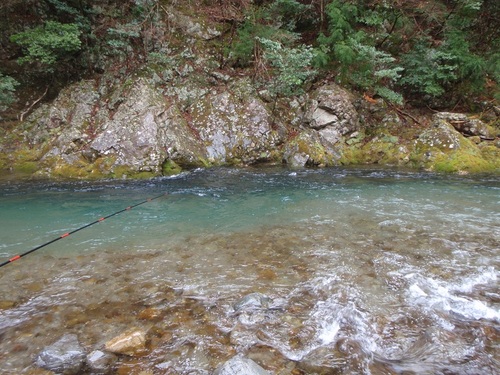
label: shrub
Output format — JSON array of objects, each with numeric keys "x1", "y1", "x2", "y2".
[{"x1": 257, "y1": 37, "x2": 316, "y2": 97}]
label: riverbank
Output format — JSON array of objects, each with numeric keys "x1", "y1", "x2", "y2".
[
  {"x1": 1, "y1": 76, "x2": 498, "y2": 180},
  {"x1": 1, "y1": 2, "x2": 498, "y2": 180}
]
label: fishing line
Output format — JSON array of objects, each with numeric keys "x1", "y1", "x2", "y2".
[{"x1": 0, "y1": 192, "x2": 167, "y2": 268}]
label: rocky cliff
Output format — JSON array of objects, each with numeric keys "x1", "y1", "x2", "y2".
[{"x1": 0, "y1": 6, "x2": 498, "y2": 179}]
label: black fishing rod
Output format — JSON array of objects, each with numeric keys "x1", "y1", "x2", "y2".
[{"x1": 0, "y1": 192, "x2": 167, "y2": 268}]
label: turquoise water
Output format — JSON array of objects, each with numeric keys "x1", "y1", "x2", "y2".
[{"x1": 0, "y1": 167, "x2": 499, "y2": 374}]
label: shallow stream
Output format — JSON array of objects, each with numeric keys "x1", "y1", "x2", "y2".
[{"x1": 0, "y1": 167, "x2": 498, "y2": 374}]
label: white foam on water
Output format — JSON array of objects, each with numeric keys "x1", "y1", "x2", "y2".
[
  {"x1": 318, "y1": 320, "x2": 340, "y2": 345},
  {"x1": 406, "y1": 268, "x2": 500, "y2": 323}
]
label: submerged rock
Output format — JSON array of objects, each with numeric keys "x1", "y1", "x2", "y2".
[
  {"x1": 214, "y1": 354, "x2": 270, "y2": 375},
  {"x1": 35, "y1": 334, "x2": 86, "y2": 374},
  {"x1": 104, "y1": 328, "x2": 147, "y2": 356},
  {"x1": 233, "y1": 293, "x2": 271, "y2": 312},
  {"x1": 86, "y1": 350, "x2": 117, "y2": 374}
]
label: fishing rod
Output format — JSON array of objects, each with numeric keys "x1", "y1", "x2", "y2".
[{"x1": 0, "y1": 192, "x2": 167, "y2": 268}]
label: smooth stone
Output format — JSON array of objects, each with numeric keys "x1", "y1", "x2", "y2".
[
  {"x1": 104, "y1": 328, "x2": 147, "y2": 356},
  {"x1": 214, "y1": 354, "x2": 270, "y2": 375}
]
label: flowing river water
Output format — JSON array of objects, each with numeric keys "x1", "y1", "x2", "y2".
[{"x1": 0, "y1": 167, "x2": 498, "y2": 374}]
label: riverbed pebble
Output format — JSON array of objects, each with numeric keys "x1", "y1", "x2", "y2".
[
  {"x1": 104, "y1": 328, "x2": 147, "y2": 356},
  {"x1": 86, "y1": 349, "x2": 117, "y2": 374},
  {"x1": 233, "y1": 292, "x2": 271, "y2": 312},
  {"x1": 214, "y1": 354, "x2": 271, "y2": 375}
]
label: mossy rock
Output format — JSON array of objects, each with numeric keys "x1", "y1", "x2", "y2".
[
  {"x1": 284, "y1": 130, "x2": 337, "y2": 167},
  {"x1": 340, "y1": 131, "x2": 409, "y2": 166},
  {"x1": 13, "y1": 161, "x2": 39, "y2": 175},
  {"x1": 111, "y1": 165, "x2": 156, "y2": 179},
  {"x1": 411, "y1": 127, "x2": 499, "y2": 173},
  {"x1": 339, "y1": 144, "x2": 365, "y2": 165},
  {"x1": 162, "y1": 159, "x2": 182, "y2": 176}
]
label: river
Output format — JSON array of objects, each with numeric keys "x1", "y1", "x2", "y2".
[{"x1": 0, "y1": 167, "x2": 498, "y2": 374}]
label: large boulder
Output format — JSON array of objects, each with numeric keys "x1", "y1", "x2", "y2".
[
  {"x1": 410, "y1": 116, "x2": 499, "y2": 173},
  {"x1": 433, "y1": 112, "x2": 496, "y2": 139},
  {"x1": 304, "y1": 84, "x2": 359, "y2": 134},
  {"x1": 283, "y1": 84, "x2": 359, "y2": 167},
  {"x1": 283, "y1": 129, "x2": 339, "y2": 167}
]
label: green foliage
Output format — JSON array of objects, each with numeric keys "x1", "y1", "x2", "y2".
[
  {"x1": 0, "y1": 73, "x2": 19, "y2": 112},
  {"x1": 229, "y1": 19, "x2": 279, "y2": 67},
  {"x1": 227, "y1": 0, "x2": 309, "y2": 67},
  {"x1": 441, "y1": 29, "x2": 486, "y2": 93},
  {"x1": 322, "y1": 0, "x2": 358, "y2": 41},
  {"x1": 266, "y1": 0, "x2": 312, "y2": 31},
  {"x1": 257, "y1": 37, "x2": 316, "y2": 97},
  {"x1": 314, "y1": 0, "x2": 498, "y2": 106},
  {"x1": 10, "y1": 21, "x2": 82, "y2": 72},
  {"x1": 351, "y1": 42, "x2": 404, "y2": 105},
  {"x1": 400, "y1": 28, "x2": 487, "y2": 101},
  {"x1": 106, "y1": 23, "x2": 141, "y2": 55},
  {"x1": 400, "y1": 38, "x2": 458, "y2": 97},
  {"x1": 316, "y1": 1, "x2": 403, "y2": 104},
  {"x1": 228, "y1": 0, "x2": 312, "y2": 67},
  {"x1": 486, "y1": 51, "x2": 500, "y2": 89}
]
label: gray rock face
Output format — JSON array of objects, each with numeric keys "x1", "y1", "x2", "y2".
[
  {"x1": 304, "y1": 84, "x2": 359, "y2": 134},
  {"x1": 35, "y1": 334, "x2": 86, "y2": 374},
  {"x1": 24, "y1": 80, "x2": 101, "y2": 154},
  {"x1": 190, "y1": 82, "x2": 283, "y2": 164},
  {"x1": 17, "y1": 76, "x2": 362, "y2": 176},
  {"x1": 214, "y1": 355, "x2": 270, "y2": 375},
  {"x1": 90, "y1": 78, "x2": 169, "y2": 173},
  {"x1": 163, "y1": 106, "x2": 208, "y2": 168}
]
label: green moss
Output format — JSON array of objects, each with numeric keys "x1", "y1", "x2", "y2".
[
  {"x1": 479, "y1": 143, "x2": 500, "y2": 169},
  {"x1": 295, "y1": 138, "x2": 333, "y2": 165},
  {"x1": 410, "y1": 134, "x2": 499, "y2": 173},
  {"x1": 433, "y1": 151, "x2": 497, "y2": 173},
  {"x1": 162, "y1": 159, "x2": 182, "y2": 175},
  {"x1": 339, "y1": 145, "x2": 365, "y2": 165},
  {"x1": 13, "y1": 161, "x2": 39, "y2": 174}
]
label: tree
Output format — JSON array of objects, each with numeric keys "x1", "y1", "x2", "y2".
[
  {"x1": 315, "y1": 0, "x2": 403, "y2": 104},
  {"x1": 0, "y1": 73, "x2": 19, "y2": 112},
  {"x1": 10, "y1": 20, "x2": 82, "y2": 73}
]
